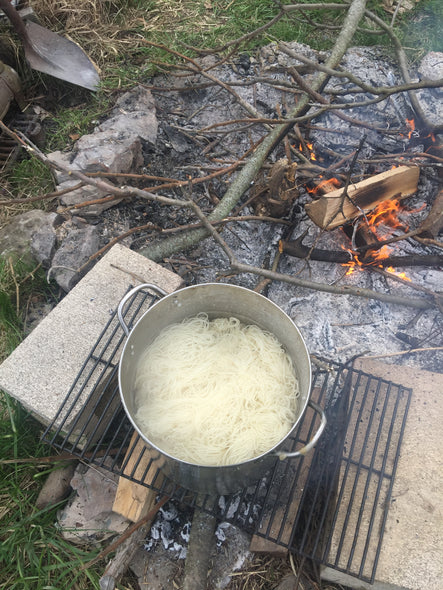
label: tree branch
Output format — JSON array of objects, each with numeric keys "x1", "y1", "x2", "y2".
[{"x1": 139, "y1": 0, "x2": 369, "y2": 262}]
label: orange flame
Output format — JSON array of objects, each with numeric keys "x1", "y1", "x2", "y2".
[
  {"x1": 297, "y1": 141, "x2": 317, "y2": 161},
  {"x1": 307, "y1": 177, "x2": 342, "y2": 195},
  {"x1": 342, "y1": 199, "x2": 415, "y2": 279},
  {"x1": 385, "y1": 267, "x2": 411, "y2": 281},
  {"x1": 405, "y1": 118, "x2": 415, "y2": 139},
  {"x1": 366, "y1": 199, "x2": 408, "y2": 233},
  {"x1": 306, "y1": 142, "x2": 317, "y2": 161}
]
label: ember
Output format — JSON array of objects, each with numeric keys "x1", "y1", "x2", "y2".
[{"x1": 307, "y1": 176, "x2": 342, "y2": 195}]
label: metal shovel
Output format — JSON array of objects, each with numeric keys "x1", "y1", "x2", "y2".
[{"x1": 0, "y1": 0, "x2": 99, "y2": 91}]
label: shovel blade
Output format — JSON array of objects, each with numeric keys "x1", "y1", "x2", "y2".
[{"x1": 24, "y1": 21, "x2": 100, "y2": 91}]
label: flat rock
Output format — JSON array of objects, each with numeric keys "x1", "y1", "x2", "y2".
[
  {"x1": 71, "y1": 86, "x2": 158, "y2": 173},
  {"x1": 0, "y1": 209, "x2": 58, "y2": 264},
  {"x1": 57, "y1": 179, "x2": 122, "y2": 218},
  {"x1": 57, "y1": 462, "x2": 128, "y2": 546},
  {"x1": 49, "y1": 224, "x2": 100, "y2": 291},
  {"x1": 46, "y1": 150, "x2": 75, "y2": 184},
  {"x1": 99, "y1": 86, "x2": 158, "y2": 144},
  {"x1": 30, "y1": 212, "x2": 63, "y2": 268},
  {"x1": 0, "y1": 243, "x2": 184, "y2": 427},
  {"x1": 418, "y1": 51, "x2": 443, "y2": 82},
  {"x1": 72, "y1": 132, "x2": 144, "y2": 174},
  {"x1": 130, "y1": 546, "x2": 181, "y2": 590}
]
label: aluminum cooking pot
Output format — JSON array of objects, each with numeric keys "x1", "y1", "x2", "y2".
[{"x1": 118, "y1": 283, "x2": 326, "y2": 495}]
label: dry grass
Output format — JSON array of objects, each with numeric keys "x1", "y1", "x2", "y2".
[
  {"x1": 226, "y1": 554, "x2": 292, "y2": 589},
  {"x1": 32, "y1": 0, "x2": 146, "y2": 66},
  {"x1": 30, "y1": 0, "x2": 223, "y2": 69},
  {"x1": 223, "y1": 553, "x2": 351, "y2": 590}
]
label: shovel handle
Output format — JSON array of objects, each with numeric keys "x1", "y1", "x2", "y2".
[
  {"x1": 117, "y1": 283, "x2": 168, "y2": 337},
  {"x1": 0, "y1": 0, "x2": 31, "y2": 45}
]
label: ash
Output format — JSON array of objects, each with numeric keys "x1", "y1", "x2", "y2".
[{"x1": 141, "y1": 43, "x2": 442, "y2": 374}]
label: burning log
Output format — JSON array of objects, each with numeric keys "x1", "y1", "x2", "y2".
[
  {"x1": 305, "y1": 166, "x2": 420, "y2": 230},
  {"x1": 279, "y1": 236, "x2": 443, "y2": 268}
]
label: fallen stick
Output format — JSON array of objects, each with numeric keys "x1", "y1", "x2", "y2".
[
  {"x1": 361, "y1": 346, "x2": 443, "y2": 359},
  {"x1": 189, "y1": 198, "x2": 437, "y2": 310},
  {"x1": 231, "y1": 261, "x2": 435, "y2": 310},
  {"x1": 99, "y1": 524, "x2": 150, "y2": 590},
  {"x1": 35, "y1": 461, "x2": 78, "y2": 510}
]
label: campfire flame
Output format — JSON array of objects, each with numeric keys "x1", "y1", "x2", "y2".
[
  {"x1": 306, "y1": 142, "x2": 317, "y2": 161},
  {"x1": 307, "y1": 176, "x2": 341, "y2": 195},
  {"x1": 342, "y1": 198, "x2": 415, "y2": 280},
  {"x1": 297, "y1": 141, "x2": 317, "y2": 161},
  {"x1": 366, "y1": 198, "x2": 408, "y2": 234},
  {"x1": 405, "y1": 118, "x2": 416, "y2": 139}
]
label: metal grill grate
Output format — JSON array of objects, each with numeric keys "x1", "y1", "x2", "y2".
[
  {"x1": 42, "y1": 286, "x2": 411, "y2": 584},
  {"x1": 0, "y1": 111, "x2": 41, "y2": 173}
]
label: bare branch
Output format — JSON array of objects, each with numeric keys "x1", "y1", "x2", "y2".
[{"x1": 139, "y1": 0, "x2": 370, "y2": 262}]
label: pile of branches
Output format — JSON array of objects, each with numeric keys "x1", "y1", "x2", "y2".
[{"x1": 2, "y1": 0, "x2": 443, "y2": 314}]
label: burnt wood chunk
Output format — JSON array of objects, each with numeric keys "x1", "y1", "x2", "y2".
[
  {"x1": 417, "y1": 188, "x2": 443, "y2": 238},
  {"x1": 305, "y1": 166, "x2": 420, "y2": 230}
]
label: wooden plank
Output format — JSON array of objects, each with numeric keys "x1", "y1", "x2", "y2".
[
  {"x1": 305, "y1": 166, "x2": 420, "y2": 230},
  {"x1": 113, "y1": 431, "x2": 162, "y2": 522}
]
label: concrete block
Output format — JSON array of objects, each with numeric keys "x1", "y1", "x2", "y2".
[
  {"x1": 321, "y1": 359, "x2": 443, "y2": 590},
  {"x1": 0, "y1": 244, "x2": 184, "y2": 427}
]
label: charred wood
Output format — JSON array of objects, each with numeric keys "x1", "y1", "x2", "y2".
[
  {"x1": 416, "y1": 189, "x2": 443, "y2": 239},
  {"x1": 280, "y1": 238, "x2": 443, "y2": 267}
]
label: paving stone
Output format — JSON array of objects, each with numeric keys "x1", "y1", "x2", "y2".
[
  {"x1": 321, "y1": 359, "x2": 443, "y2": 590},
  {"x1": 0, "y1": 243, "x2": 184, "y2": 427}
]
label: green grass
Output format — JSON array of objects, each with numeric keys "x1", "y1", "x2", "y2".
[
  {"x1": 400, "y1": 0, "x2": 443, "y2": 58},
  {"x1": 0, "y1": 257, "x2": 54, "y2": 362},
  {"x1": 7, "y1": 157, "x2": 55, "y2": 201},
  {"x1": 0, "y1": 258, "x2": 105, "y2": 588},
  {"x1": 0, "y1": 252, "x2": 117, "y2": 588},
  {"x1": 0, "y1": 393, "x2": 105, "y2": 590},
  {"x1": 44, "y1": 94, "x2": 112, "y2": 152}
]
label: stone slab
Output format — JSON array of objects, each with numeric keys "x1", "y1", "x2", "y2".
[
  {"x1": 0, "y1": 244, "x2": 183, "y2": 426},
  {"x1": 321, "y1": 359, "x2": 443, "y2": 590}
]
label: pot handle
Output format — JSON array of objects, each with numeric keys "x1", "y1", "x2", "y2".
[
  {"x1": 276, "y1": 400, "x2": 327, "y2": 460},
  {"x1": 117, "y1": 283, "x2": 168, "y2": 337}
]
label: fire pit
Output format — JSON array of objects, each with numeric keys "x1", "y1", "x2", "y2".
[{"x1": 1, "y1": 29, "x2": 441, "y2": 589}]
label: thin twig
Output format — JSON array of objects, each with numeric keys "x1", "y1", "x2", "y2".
[{"x1": 362, "y1": 347, "x2": 443, "y2": 359}]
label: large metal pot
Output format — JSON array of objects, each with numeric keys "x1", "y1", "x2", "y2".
[{"x1": 118, "y1": 283, "x2": 326, "y2": 495}]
